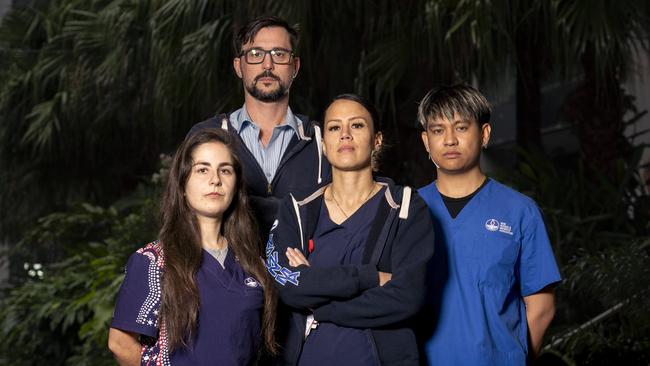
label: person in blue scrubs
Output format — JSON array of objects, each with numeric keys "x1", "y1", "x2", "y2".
[
  {"x1": 268, "y1": 94, "x2": 435, "y2": 365},
  {"x1": 416, "y1": 84, "x2": 561, "y2": 365},
  {"x1": 107, "y1": 128, "x2": 277, "y2": 365}
]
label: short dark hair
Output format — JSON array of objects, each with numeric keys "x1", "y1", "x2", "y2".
[
  {"x1": 233, "y1": 16, "x2": 299, "y2": 55},
  {"x1": 327, "y1": 93, "x2": 382, "y2": 133},
  {"x1": 417, "y1": 84, "x2": 491, "y2": 129}
]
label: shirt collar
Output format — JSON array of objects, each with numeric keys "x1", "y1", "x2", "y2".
[{"x1": 231, "y1": 105, "x2": 301, "y2": 136}]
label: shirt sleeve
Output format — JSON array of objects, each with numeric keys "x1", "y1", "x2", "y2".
[
  {"x1": 519, "y1": 201, "x2": 562, "y2": 296},
  {"x1": 110, "y1": 251, "x2": 162, "y2": 338}
]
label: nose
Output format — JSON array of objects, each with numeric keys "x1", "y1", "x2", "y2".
[
  {"x1": 210, "y1": 172, "x2": 222, "y2": 187},
  {"x1": 339, "y1": 124, "x2": 352, "y2": 141},
  {"x1": 261, "y1": 52, "x2": 274, "y2": 70},
  {"x1": 443, "y1": 129, "x2": 458, "y2": 147}
]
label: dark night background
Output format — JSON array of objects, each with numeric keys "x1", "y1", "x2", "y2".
[{"x1": 0, "y1": 1, "x2": 648, "y2": 364}]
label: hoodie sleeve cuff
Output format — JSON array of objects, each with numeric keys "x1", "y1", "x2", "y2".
[
  {"x1": 313, "y1": 303, "x2": 334, "y2": 322},
  {"x1": 358, "y1": 264, "x2": 379, "y2": 291}
]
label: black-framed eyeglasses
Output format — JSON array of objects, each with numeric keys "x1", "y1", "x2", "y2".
[{"x1": 240, "y1": 48, "x2": 294, "y2": 65}]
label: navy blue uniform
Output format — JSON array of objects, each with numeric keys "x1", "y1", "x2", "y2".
[
  {"x1": 111, "y1": 242, "x2": 264, "y2": 365},
  {"x1": 188, "y1": 114, "x2": 331, "y2": 237},
  {"x1": 266, "y1": 178, "x2": 435, "y2": 366},
  {"x1": 297, "y1": 188, "x2": 384, "y2": 366}
]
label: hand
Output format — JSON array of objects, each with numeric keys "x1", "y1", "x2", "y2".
[
  {"x1": 378, "y1": 271, "x2": 392, "y2": 286},
  {"x1": 286, "y1": 247, "x2": 310, "y2": 267}
]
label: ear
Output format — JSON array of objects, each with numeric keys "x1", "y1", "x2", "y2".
[
  {"x1": 233, "y1": 57, "x2": 242, "y2": 79},
  {"x1": 374, "y1": 131, "x2": 383, "y2": 150},
  {"x1": 321, "y1": 131, "x2": 328, "y2": 158},
  {"x1": 481, "y1": 123, "x2": 492, "y2": 147},
  {"x1": 421, "y1": 131, "x2": 430, "y2": 154}
]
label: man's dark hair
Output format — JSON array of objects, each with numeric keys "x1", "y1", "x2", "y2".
[
  {"x1": 233, "y1": 16, "x2": 299, "y2": 55},
  {"x1": 417, "y1": 84, "x2": 491, "y2": 129}
]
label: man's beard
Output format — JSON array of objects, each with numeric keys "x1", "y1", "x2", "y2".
[{"x1": 246, "y1": 71, "x2": 289, "y2": 102}]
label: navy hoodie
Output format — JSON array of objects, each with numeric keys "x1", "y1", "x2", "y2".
[
  {"x1": 266, "y1": 177, "x2": 435, "y2": 366},
  {"x1": 188, "y1": 113, "x2": 331, "y2": 236}
]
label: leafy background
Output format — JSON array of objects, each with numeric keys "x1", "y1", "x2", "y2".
[{"x1": 0, "y1": 0, "x2": 649, "y2": 365}]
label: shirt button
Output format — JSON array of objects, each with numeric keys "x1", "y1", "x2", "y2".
[{"x1": 266, "y1": 172, "x2": 271, "y2": 178}]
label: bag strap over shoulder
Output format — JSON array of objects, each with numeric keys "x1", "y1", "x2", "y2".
[{"x1": 399, "y1": 186, "x2": 412, "y2": 219}]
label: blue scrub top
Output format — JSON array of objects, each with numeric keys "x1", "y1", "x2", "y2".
[
  {"x1": 418, "y1": 179, "x2": 561, "y2": 366},
  {"x1": 297, "y1": 188, "x2": 385, "y2": 366},
  {"x1": 111, "y1": 242, "x2": 264, "y2": 366}
]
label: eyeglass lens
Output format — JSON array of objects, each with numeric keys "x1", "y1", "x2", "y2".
[{"x1": 244, "y1": 48, "x2": 293, "y2": 64}]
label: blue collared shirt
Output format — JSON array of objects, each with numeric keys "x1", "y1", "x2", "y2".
[{"x1": 230, "y1": 106, "x2": 302, "y2": 183}]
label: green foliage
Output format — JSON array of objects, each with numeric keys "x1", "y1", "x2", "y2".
[
  {"x1": 499, "y1": 146, "x2": 650, "y2": 365},
  {"x1": 0, "y1": 0, "x2": 648, "y2": 364},
  {"x1": 0, "y1": 184, "x2": 160, "y2": 365},
  {"x1": 0, "y1": 0, "x2": 493, "y2": 238}
]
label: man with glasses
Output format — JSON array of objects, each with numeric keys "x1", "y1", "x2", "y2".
[{"x1": 189, "y1": 16, "x2": 330, "y2": 237}]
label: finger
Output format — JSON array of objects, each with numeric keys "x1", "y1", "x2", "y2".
[
  {"x1": 285, "y1": 249, "x2": 299, "y2": 267},
  {"x1": 288, "y1": 248, "x2": 309, "y2": 266},
  {"x1": 291, "y1": 248, "x2": 307, "y2": 261}
]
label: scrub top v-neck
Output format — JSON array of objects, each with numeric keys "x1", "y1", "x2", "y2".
[
  {"x1": 111, "y1": 242, "x2": 264, "y2": 366},
  {"x1": 297, "y1": 187, "x2": 385, "y2": 366}
]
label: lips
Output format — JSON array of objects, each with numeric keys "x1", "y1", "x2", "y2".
[
  {"x1": 443, "y1": 151, "x2": 461, "y2": 158},
  {"x1": 337, "y1": 145, "x2": 354, "y2": 153},
  {"x1": 257, "y1": 77, "x2": 278, "y2": 83},
  {"x1": 205, "y1": 192, "x2": 224, "y2": 198},
  {"x1": 255, "y1": 71, "x2": 280, "y2": 83}
]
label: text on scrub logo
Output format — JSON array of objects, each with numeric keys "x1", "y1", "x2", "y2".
[{"x1": 485, "y1": 219, "x2": 514, "y2": 235}]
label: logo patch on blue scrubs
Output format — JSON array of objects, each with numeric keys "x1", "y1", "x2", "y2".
[
  {"x1": 485, "y1": 219, "x2": 514, "y2": 235},
  {"x1": 485, "y1": 219, "x2": 499, "y2": 231},
  {"x1": 244, "y1": 277, "x2": 260, "y2": 288}
]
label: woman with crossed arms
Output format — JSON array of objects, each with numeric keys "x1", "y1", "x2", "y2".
[{"x1": 265, "y1": 94, "x2": 435, "y2": 366}]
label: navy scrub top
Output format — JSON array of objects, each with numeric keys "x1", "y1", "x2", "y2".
[
  {"x1": 111, "y1": 242, "x2": 264, "y2": 366},
  {"x1": 297, "y1": 187, "x2": 385, "y2": 366}
]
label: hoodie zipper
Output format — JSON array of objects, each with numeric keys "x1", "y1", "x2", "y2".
[{"x1": 366, "y1": 329, "x2": 381, "y2": 365}]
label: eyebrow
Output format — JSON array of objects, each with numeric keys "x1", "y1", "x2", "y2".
[
  {"x1": 192, "y1": 161, "x2": 233, "y2": 168},
  {"x1": 429, "y1": 119, "x2": 470, "y2": 127},
  {"x1": 325, "y1": 116, "x2": 368, "y2": 124}
]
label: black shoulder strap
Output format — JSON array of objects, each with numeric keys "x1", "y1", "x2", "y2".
[{"x1": 361, "y1": 199, "x2": 392, "y2": 264}]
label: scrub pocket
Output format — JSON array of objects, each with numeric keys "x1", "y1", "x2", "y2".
[
  {"x1": 469, "y1": 234, "x2": 518, "y2": 287},
  {"x1": 454, "y1": 233, "x2": 516, "y2": 261},
  {"x1": 480, "y1": 233, "x2": 519, "y2": 266},
  {"x1": 241, "y1": 277, "x2": 265, "y2": 301}
]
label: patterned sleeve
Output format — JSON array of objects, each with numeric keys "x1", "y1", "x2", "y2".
[{"x1": 111, "y1": 244, "x2": 163, "y2": 338}]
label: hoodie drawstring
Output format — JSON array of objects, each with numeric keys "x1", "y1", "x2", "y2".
[{"x1": 314, "y1": 125, "x2": 323, "y2": 184}]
